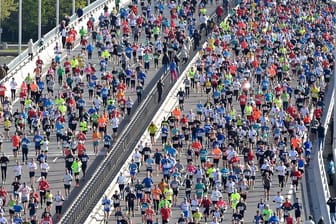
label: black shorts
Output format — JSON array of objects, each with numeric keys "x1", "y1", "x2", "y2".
[
  {"x1": 119, "y1": 184, "x2": 125, "y2": 191},
  {"x1": 113, "y1": 128, "x2": 118, "y2": 133},
  {"x1": 46, "y1": 201, "x2": 52, "y2": 206},
  {"x1": 13, "y1": 147, "x2": 19, "y2": 152},
  {"x1": 29, "y1": 171, "x2": 35, "y2": 178},
  {"x1": 21, "y1": 196, "x2": 28, "y2": 203},
  {"x1": 173, "y1": 189, "x2": 178, "y2": 196},
  {"x1": 99, "y1": 127, "x2": 106, "y2": 133},
  {"x1": 64, "y1": 184, "x2": 71, "y2": 190},
  {"x1": 56, "y1": 205, "x2": 62, "y2": 214}
]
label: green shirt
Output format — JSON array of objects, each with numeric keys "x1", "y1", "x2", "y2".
[
  {"x1": 57, "y1": 67, "x2": 65, "y2": 78},
  {"x1": 71, "y1": 161, "x2": 82, "y2": 173},
  {"x1": 159, "y1": 199, "x2": 171, "y2": 209},
  {"x1": 195, "y1": 183, "x2": 205, "y2": 197},
  {"x1": 80, "y1": 121, "x2": 87, "y2": 131}
]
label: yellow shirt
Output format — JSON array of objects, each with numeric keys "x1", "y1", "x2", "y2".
[
  {"x1": 311, "y1": 87, "x2": 319, "y2": 99},
  {"x1": 163, "y1": 188, "x2": 173, "y2": 201}
]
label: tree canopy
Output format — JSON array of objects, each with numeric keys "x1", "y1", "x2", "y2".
[
  {"x1": 1, "y1": 0, "x2": 93, "y2": 43},
  {"x1": 0, "y1": 0, "x2": 18, "y2": 24}
]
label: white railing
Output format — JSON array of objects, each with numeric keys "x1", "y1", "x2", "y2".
[{"x1": 307, "y1": 75, "x2": 333, "y2": 223}]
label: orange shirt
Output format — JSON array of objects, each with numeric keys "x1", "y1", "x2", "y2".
[
  {"x1": 151, "y1": 188, "x2": 162, "y2": 200},
  {"x1": 12, "y1": 135, "x2": 21, "y2": 147},
  {"x1": 116, "y1": 91, "x2": 125, "y2": 101},
  {"x1": 98, "y1": 117, "x2": 107, "y2": 128},
  {"x1": 30, "y1": 83, "x2": 38, "y2": 92},
  {"x1": 158, "y1": 182, "x2": 168, "y2": 193},
  {"x1": 92, "y1": 132, "x2": 101, "y2": 141},
  {"x1": 172, "y1": 108, "x2": 181, "y2": 120},
  {"x1": 252, "y1": 108, "x2": 261, "y2": 121},
  {"x1": 212, "y1": 147, "x2": 222, "y2": 159},
  {"x1": 291, "y1": 137, "x2": 301, "y2": 149},
  {"x1": 303, "y1": 115, "x2": 311, "y2": 124}
]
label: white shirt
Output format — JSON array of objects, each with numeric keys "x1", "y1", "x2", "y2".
[
  {"x1": 273, "y1": 195, "x2": 284, "y2": 208},
  {"x1": 19, "y1": 185, "x2": 31, "y2": 197},
  {"x1": 117, "y1": 175, "x2": 126, "y2": 184},
  {"x1": 111, "y1": 117, "x2": 119, "y2": 128},
  {"x1": 40, "y1": 162, "x2": 50, "y2": 172},
  {"x1": 55, "y1": 194, "x2": 64, "y2": 206},
  {"x1": 226, "y1": 181, "x2": 235, "y2": 193},
  {"x1": 289, "y1": 149, "x2": 298, "y2": 160},
  {"x1": 63, "y1": 174, "x2": 73, "y2": 185},
  {"x1": 0, "y1": 217, "x2": 8, "y2": 223},
  {"x1": 28, "y1": 162, "x2": 38, "y2": 172},
  {"x1": 10, "y1": 80, "x2": 17, "y2": 90},
  {"x1": 13, "y1": 165, "x2": 22, "y2": 176},
  {"x1": 276, "y1": 165, "x2": 287, "y2": 176},
  {"x1": 211, "y1": 190, "x2": 222, "y2": 201},
  {"x1": 132, "y1": 152, "x2": 141, "y2": 163}
]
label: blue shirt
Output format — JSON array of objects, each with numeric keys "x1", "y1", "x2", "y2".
[
  {"x1": 142, "y1": 177, "x2": 153, "y2": 188},
  {"x1": 21, "y1": 137, "x2": 31, "y2": 149},
  {"x1": 129, "y1": 163, "x2": 138, "y2": 174},
  {"x1": 104, "y1": 135, "x2": 112, "y2": 145},
  {"x1": 33, "y1": 135, "x2": 43, "y2": 147}
]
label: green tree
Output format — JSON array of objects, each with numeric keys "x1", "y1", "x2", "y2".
[
  {"x1": 2, "y1": 0, "x2": 91, "y2": 43},
  {"x1": 0, "y1": 0, "x2": 17, "y2": 24}
]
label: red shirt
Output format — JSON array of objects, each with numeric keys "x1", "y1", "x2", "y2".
[
  {"x1": 160, "y1": 207, "x2": 171, "y2": 220},
  {"x1": 286, "y1": 216, "x2": 294, "y2": 224},
  {"x1": 38, "y1": 180, "x2": 50, "y2": 191},
  {"x1": 255, "y1": 94, "x2": 263, "y2": 105},
  {"x1": 0, "y1": 85, "x2": 6, "y2": 96},
  {"x1": 0, "y1": 189, "x2": 7, "y2": 198},
  {"x1": 291, "y1": 171, "x2": 302, "y2": 181},
  {"x1": 286, "y1": 106, "x2": 297, "y2": 118},
  {"x1": 238, "y1": 95, "x2": 247, "y2": 106},
  {"x1": 77, "y1": 133, "x2": 86, "y2": 141},
  {"x1": 40, "y1": 216, "x2": 53, "y2": 224},
  {"x1": 216, "y1": 199, "x2": 227, "y2": 209},
  {"x1": 314, "y1": 108, "x2": 323, "y2": 119},
  {"x1": 12, "y1": 135, "x2": 21, "y2": 147},
  {"x1": 201, "y1": 198, "x2": 212, "y2": 208}
]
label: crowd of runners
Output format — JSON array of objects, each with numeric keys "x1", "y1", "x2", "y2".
[
  {"x1": 98, "y1": 0, "x2": 336, "y2": 224},
  {"x1": 0, "y1": 0, "x2": 221, "y2": 223},
  {"x1": 0, "y1": 0, "x2": 333, "y2": 223}
]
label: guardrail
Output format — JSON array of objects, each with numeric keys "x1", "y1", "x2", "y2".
[
  {"x1": 2, "y1": 0, "x2": 115, "y2": 85},
  {"x1": 306, "y1": 73, "x2": 333, "y2": 222},
  {"x1": 59, "y1": 1, "x2": 242, "y2": 221}
]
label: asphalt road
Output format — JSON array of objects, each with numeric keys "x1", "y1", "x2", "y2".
[{"x1": 0, "y1": 1, "x2": 218, "y2": 223}]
